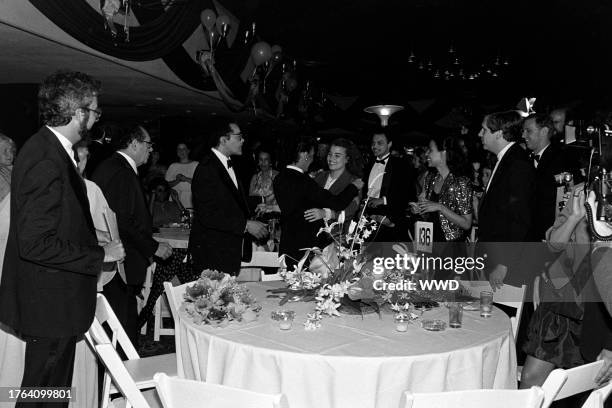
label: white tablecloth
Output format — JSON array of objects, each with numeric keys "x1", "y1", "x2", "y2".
[{"x1": 179, "y1": 282, "x2": 517, "y2": 408}]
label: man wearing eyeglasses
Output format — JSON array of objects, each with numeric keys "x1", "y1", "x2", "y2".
[
  {"x1": 0, "y1": 71, "x2": 125, "y2": 403},
  {"x1": 189, "y1": 116, "x2": 268, "y2": 275},
  {"x1": 92, "y1": 125, "x2": 173, "y2": 346}
]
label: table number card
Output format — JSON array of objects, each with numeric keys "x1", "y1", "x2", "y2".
[{"x1": 414, "y1": 221, "x2": 433, "y2": 254}]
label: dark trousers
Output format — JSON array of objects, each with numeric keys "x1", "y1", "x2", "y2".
[
  {"x1": 17, "y1": 335, "x2": 77, "y2": 408},
  {"x1": 103, "y1": 274, "x2": 140, "y2": 348}
]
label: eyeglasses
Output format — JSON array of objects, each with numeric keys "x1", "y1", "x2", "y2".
[
  {"x1": 82, "y1": 107, "x2": 102, "y2": 119},
  {"x1": 143, "y1": 140, "x2": 155, "y2": 148},
  {"x1": 228, "y1": 132, "x2": 244, "y2": 141}
]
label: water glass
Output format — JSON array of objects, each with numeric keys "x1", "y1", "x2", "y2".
[
  {"x1": 480, "y1": 291, "x2": 493, "y2": 318},
  {"x1": 395, "y1": 315, "x2": 409, "y2": 332},
  {"x1": 278, "y1": 315, "x2": 293, "y2": 330},
  {"x1": 448, "y1": 302, "x2": 463, "y2": 328}
]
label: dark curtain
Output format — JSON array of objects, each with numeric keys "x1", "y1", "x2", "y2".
[{"x1": 29, "y1": 0, "x2": 208, "y2": 61}]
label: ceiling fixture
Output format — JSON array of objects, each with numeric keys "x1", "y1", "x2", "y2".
[{"x1": 364, "y1": 105, "x2": 404, "y2": 127}]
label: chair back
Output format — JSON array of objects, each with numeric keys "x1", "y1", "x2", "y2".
[
  {"x1": 94, "y1": 294, "x2": 140, "y2": 359},
  {"x1": 582, "y1": 378, "x2": 612, "y2": 408},
  {"x1": 541, "y1": 361, "x2": 605, "y2": 408},
  {"x1": 463, "y1": 280, "x2": 527, "y2": 338},
  {"x1": 164, "y1": 281, "x2": 195, "y2": 377},
  {"x1": 400, "y1": 387, "x2": 545, "y2": 408},
  {"x1": 94, "y1": 343, "x2": 153, "y2": 408},
  {"x1": 154, "y1": 373, "x2": 289, "y2": 408}
]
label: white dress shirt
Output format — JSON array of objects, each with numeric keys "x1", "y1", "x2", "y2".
[
  {"x1": 286, "y1": 165, "x2": 304, "y2": 174},
  {"x1": 368, "y1": 154, "x2": 389, "y2": 202},
  {"x1": 47, "y1": 126, "x2": 77, "y2": 168},
  {"x1": 117, "y1": 151, "x2": 138, "y2": 174},
  {"x1": 486, "y1": 142, "x2": 515, "y2": 192},
  {"x1": 212, "y1": 148, "x2": 238, "y2": 188}
]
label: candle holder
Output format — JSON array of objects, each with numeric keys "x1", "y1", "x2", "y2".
[
  {"x1": 271, "y1": 310, "x2": 295, "y2": 330},
  {"x1": 394, "y1": 314, "x2": 410, "y2": 332}
]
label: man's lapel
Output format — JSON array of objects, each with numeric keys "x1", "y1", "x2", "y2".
[{"x1": 212, "y1": 155, "x2": 249, "y2": 215}]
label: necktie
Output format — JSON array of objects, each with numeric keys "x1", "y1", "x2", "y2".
[
  {"x1": 375, "y1": 158, "x2": 387, "y2": 164},
  {"x1": 227, "y1": 159, "x2": 233, "y2": 169},
  {"x1": 530, "y1": 153, "x2": 540, "y2": 163}
]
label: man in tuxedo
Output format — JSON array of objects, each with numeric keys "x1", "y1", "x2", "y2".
[
  {"x1": 274, "y1": 137, "x2": 363, "y2": 265},
  {"x1": 189, "y1": 117, "x2": 267, "y2": 275},
  {"x1": 477, "y1": 110, "x2": 536, "y2": 289},
  {"x1": 522, "y1": 113, "x2": 567, "y2": 240},
  {"x1": 0, "y1": 71, "x2": 125, "y2": 401},
  {"x1": 92, "y1": 125, "x2": 172, "y2": 345},
  {"x1": 363, "y1": 131, "x2": 415, "y2": 242}
]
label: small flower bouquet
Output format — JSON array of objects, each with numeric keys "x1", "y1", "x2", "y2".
[{"x1": 183, "y1": 269, "x2": 261, "y2": 327}]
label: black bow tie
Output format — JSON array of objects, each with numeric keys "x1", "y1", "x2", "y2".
[
  {"x1": 227, "y1": 159, "x2": 233, "y2": 169},
  {"x1": 529, "y1": 153, "x2": 540, "y2": 162},
  {"x1": 375, "y1": 157, "x2": 388, "y2": 165}
]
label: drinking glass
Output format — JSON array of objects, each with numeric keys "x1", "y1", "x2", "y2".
[
  {"x1": 448, "y1": 302, "x2": 463, "y2": 328},
  {"x1": 480, "y1": 291, "x2": 493, "y2": 318}
]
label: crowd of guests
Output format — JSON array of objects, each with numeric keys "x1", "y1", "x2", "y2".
[{"x1": 0, "y1": 69, "x2": 610, "y2": 405}]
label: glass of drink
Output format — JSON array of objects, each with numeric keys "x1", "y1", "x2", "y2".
[
  {"x1": 480, "y1": 291, "x2": 493, "y2": 318},
  {"x1": 448, "y1": 302, "x2": 463, "y2": 328}
]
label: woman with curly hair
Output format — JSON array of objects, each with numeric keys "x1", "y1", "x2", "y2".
[{"x1": 304, "y1": 138, "x2": 364, "y2": 232}]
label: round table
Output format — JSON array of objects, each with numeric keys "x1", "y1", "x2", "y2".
[{"x1": 178, "y1": 281, "x2": 517, "y2": 408}]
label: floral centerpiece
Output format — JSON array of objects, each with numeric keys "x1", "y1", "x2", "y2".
[{"x1": 183, "y1": 269, "x2": 261, "y2": 327}]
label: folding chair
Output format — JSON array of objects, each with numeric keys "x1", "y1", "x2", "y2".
[
  {"x1": 541, "y1": 360, "x2": 606, "y2": 408},
  {"x1": 153, "y1": 373, "x2": 289, "y2": 408},
  {"x1": 582, "y1": 377, "x2": 612, "y2": 408},
  {"x1": 87, "y1": 294, "x2": 177, "y2": 408},
  {"x1": 164, "y1": 281, "x2": 197, "y2": 377},
  {"x1": 239, "y1": 251, "x2": 281, "y2": 281},
  {"x1": 399, "y1": 386, "x2": 545, "y2": 408}
]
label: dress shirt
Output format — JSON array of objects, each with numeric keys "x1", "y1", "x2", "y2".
[
  {"x1": 368, "y1": 154, "x2": 389, "y2": 202},
  {"x1": 212, "y1": 148, "x2": 238, "y2": 188},
  {"x1": 47, "y1": 126, "x2": 77, "y2": 168},
  {"x1": 117, "y1": 151, "x2": 138, "y2": 174},
  {"x1": 531, "y1": 143, "x2": 550, "y2": 169},
  {"x1": 322, "y1": 174, "x2": 339, "y2": 220},
  {"x1": 286, "y1": 165, "x2": 304, "y2": 174},
  {"x1": 486, "y1": 142, "x2": 515, "y2": 192}
]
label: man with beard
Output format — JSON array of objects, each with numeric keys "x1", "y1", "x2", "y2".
[
  {"x1": 0, "y1": 71, "x2": 125, "y2": 402},
  {"x1": 92, "y1": 125, "x2": 172, "y2": 345}
]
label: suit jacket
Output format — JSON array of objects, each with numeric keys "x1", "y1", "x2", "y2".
[
  {"x1": 314, "y1": 169, "x2": 361, "y2": 223},
  {"x1": 84, "y1": 139, "x2": 114, "y2": 179},
  {"x1": 531, "y1": 143, "x2": 566, "y2": 240},
  {"x1": 189, "y1": 152, "x2": 252, "y2": 275},
  {"x1": 363, "y1": 156, "x2": 416, "y2": 226},
  {"x1": 92, "y1": 153, "x2": 158, "y2": 285},
  {"x1": 478, "y1": 143, "x2": 536, "y2": 285},
  {"x1": 0, "y1": 127, "x2": 104, "y2": 338},
  {"x1": 274, "y1": 167, "x2": 358, "y2": 263}
]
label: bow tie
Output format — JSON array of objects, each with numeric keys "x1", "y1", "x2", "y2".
[
  {"x1": 375, "y1": 157, "x2": 388, "y2": 165},
  {"x1": 529, "y1": 153, "x2": 540, "y2": 163},
  {"x1": 227, "y1": 159, "x2": 233, "y2": 169}
]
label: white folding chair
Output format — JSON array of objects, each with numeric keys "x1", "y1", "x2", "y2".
[
  {"x1": 463, "y1": 280, "x2": 527, "y2": 339},
  {"x1": 239, "y1": 251, "x2": 281, "y2": 281},
  {"x1": 140, "y1": 263, "x2": 175, "y2": 341},
  {"x1": 541, "y1": 360, "x2": 606, "y2": 408},
  {"x1": 399, "y1": 386, "x2": 545, "y2": 408},
  {"x1": 87, "y1": 294, "x2": 177, "y2": 408},
  {"x1": 164, "y1": 281, "x2": 196, "y2": 378},
  {"x1": 582, "y1": 377, "x2": 612, "y2": 408},
  {"x1": 153, "y1": 373, "x2": 289, "y2": 408},
  {"x1": 92, "y1": 342, "x2": 162, "y2": 408}
]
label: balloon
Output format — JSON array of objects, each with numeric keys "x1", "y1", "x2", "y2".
[
  {"x1": 271, "y1": 45, "x2": 282, "y2": 54},
  {"x1": 200, "y1": 9, "x2": 216, "y2": 30},
  {"x1": 251, "y1": 41, "x2": 272, "y2": 66},
  {"x1": 216, "y1": 15, "x2": 230, "y2": 34}
]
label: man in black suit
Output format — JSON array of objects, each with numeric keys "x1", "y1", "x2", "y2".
[
  {"x1": 522, "y1": 113, "x2": 567, "y2": 240},
  {"x1": 477, "y1": 110, "x2": 536, "y2": 289},
  {"x1": 0, "y1": 71, "x2": 125, "y2": 402},
  {"x1": 92, "y1": 125, "x2": 172, "y2": 345},
  {"x1": 274, "y1": 137, "x2": 363, "y2": 265},
  {"x1": 363, "y1": 131, "x2": 415, "y2": 242},
  {"x1": 189, "y1": 117, "x2": 268, "y2": 275}
]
